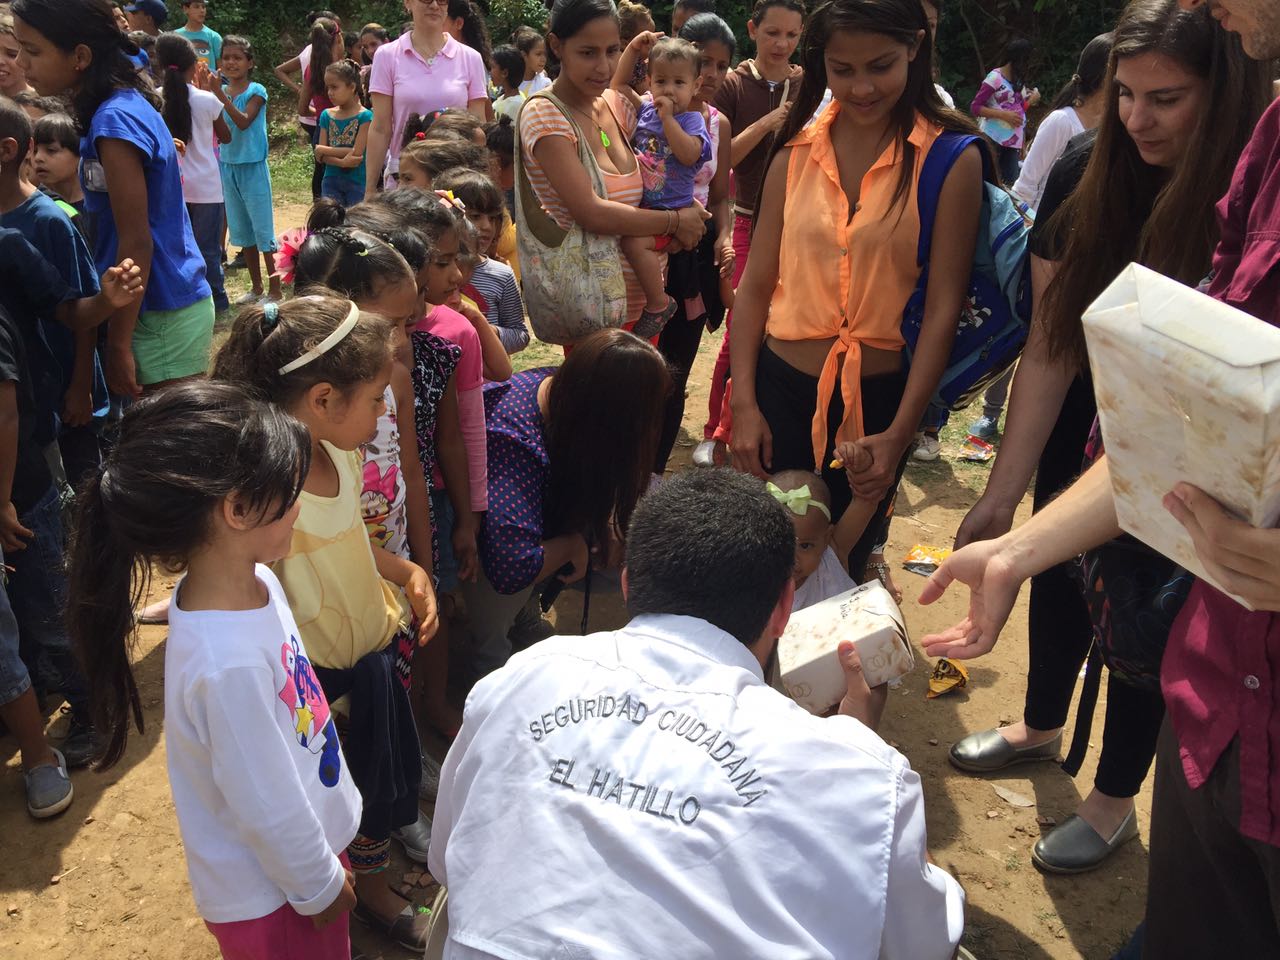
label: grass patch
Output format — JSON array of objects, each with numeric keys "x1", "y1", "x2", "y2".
[{"x1": 271, "y1": 139, "x2": 320, "y2": 208}]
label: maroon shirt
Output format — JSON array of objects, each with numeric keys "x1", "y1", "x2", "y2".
[{"x1": 1163, "y1": 97, "x2": 1280, "y2": 846}]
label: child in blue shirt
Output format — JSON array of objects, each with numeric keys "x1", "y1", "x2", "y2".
[
  {"x1": 315, "y1": 59, "x2": 373, "y2": 207},
  {"x1": 14, "y1": 0, "x2": 214, "y2": 400},
  {"x1": 211, "y1": 34, "x2": 282, "y2": 303},
  {"x1": 0, "y1": 227, "x2": 143, "y2": 792},
  {"x1": 611, "y1": 34, "x2": 712, "y2": 338},
  {"x1": 175, "y1": 0, "x2": 221, "y2": 71},
  {"x1": 0, "y1": 100, "x2": 107, "y2": 490}
]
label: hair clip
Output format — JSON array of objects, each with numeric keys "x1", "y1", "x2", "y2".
[
  {"x1": 435, "y1": 189, "x2": 467, "y2": 213},
  {"x1": 356, "y1": 248, "x2": 370, "y2": 257},
  {"x1": 261, "y1": 301, "x2": 281, "y2": 332}
]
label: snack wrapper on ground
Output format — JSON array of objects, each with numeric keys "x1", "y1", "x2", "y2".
[
  {"x1": 927, "y1": 658, "x2": 969, "y2": 698},
  {"x1": 904, "y1": 544, "x2": 951, "y2": 576},
  {"x1": 960, "y1": 435, "x2": 996, "y2": 462},
  {"x1": 777, "y1": 581, "x2": 915, "y2": 715}
]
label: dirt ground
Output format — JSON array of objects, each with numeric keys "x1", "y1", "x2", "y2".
[{"x1": 1, "y1": 201, "x2": 1149, "y2": 959}]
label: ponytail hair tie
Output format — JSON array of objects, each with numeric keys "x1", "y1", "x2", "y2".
[
  {"x1": 414, "y1": 131, "x2": 427, "y2": 140},
  {"x1": 167, "y1": 64, "x2": 182, "y2": 71},
  {"x1": 1072, "y1": 73, "x2": 1082, "y2": 84},
  {"x1": 261, "y1": 301, "x2": 281, "y2": 332}
]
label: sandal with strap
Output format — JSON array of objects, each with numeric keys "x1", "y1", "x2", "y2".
[
  {"x1": 353, "y1": 898, "x2": 434, "y2": 952},
  {"x1": 632, "y1": 296, "x2": 679, "y2": 339}
]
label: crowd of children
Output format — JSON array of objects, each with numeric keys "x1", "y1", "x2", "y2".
[{"x1": 7, "y1": 0, "x2": 1280, "y2": 957}]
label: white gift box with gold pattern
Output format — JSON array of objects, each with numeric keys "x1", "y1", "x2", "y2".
[
  {"x1": 777, "y1": 581, "x2": 915, "y2": 715},
  {"x1": 1082, "y1": 263, "x2": 1280, "y2": 610}
]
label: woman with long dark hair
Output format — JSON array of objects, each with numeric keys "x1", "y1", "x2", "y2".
[
  {"x1": 729, "y1": 0, "x2": 984, "y2": 582},
  {"x1": 460, "y1": 329, "x2": 672, "y2": 677},
  {"x1": 949, "y1": 0, "x2": 1271, "y2": 874}
]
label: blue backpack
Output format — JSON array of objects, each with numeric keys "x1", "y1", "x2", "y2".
[{"x1": 901, "y1": 131, "x2": 1033, "y2": 411}]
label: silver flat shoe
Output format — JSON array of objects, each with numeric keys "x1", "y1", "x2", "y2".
[
  {"x1": 1032, "y1": 808, "x2": 1139, "y2": 874},
  {"x1": 949, "y1": 728, "x2": 1063, "y2": 773}
]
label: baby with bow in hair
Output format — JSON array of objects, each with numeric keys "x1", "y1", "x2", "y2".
[{"x1": 767, "y1": 443, "x2": 878, "y2": 614}]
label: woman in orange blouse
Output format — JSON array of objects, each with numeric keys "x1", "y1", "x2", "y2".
[{"x1": 730, "y1": 0, "x2": 984, "y2": 580}]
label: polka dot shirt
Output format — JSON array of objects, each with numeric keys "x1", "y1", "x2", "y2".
[{"x1": 479, "y1": 368, "x2": 554, "y2": 595}]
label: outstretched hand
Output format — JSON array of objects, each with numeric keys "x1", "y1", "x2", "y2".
[{"x1": 918, "y1": 538, "x2": 1026, "y2": 660}]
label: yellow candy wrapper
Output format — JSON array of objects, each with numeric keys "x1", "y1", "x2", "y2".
[
  {"x1": 904, "y1": 544, "x2": 951, "y2": 576},
  {"x1": 926, "y1": 658, "x2": 969, "y2": 699}
]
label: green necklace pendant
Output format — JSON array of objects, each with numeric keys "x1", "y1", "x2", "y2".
[{"x1": 600, "y1": 129, "x2": 611, "y2": 148}]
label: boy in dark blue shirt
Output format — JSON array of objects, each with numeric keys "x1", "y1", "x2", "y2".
[
  {"x1": 0, "y1": 100, "x2": 107, "y2": 491},
  {"x1": 0, "y1": 227, "x2": 141, "y2": 780}
]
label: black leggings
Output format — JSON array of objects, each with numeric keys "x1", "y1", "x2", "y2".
[
  {"x1": 754, "y1": 343, "x2": 909, "y2": 580},
  {"x1": 655, "y1": 234, "x2": 726, "y2": 472},
  {"x1": 1023, "y1": 375, "x2": 1165, "y2": 798},
  {"x1": 656, "y1": 309, "x2": 704, "y2": 472}
]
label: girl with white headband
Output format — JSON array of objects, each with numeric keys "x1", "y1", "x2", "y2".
[{"x1": 212, "y1": 294, "x2": 440, "y2": 952}]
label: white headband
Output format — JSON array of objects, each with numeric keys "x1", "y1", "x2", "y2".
[{"x1": 278, "y1": 301, "x2": 361, "y2": 375}]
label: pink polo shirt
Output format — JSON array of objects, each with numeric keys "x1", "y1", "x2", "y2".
[{"x1": 368, "y1": 32, "x2": 487, "y2": 175}]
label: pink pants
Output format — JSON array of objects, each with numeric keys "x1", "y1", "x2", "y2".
[
  {"x1": 704, "y1": 213, "x2": 753, "y2": 439},
  {"x1": 205, "y1": 855, "x2": 351, "y2": 960}
]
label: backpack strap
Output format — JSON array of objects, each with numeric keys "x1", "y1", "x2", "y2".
[{"x1": 915, "y1": 131, "x2": 996, "y2": 268}]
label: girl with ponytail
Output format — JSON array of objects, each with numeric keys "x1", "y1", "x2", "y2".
[
  {"x1": 69, "y1": 380, "x2": 361, "y2": 957},
  {"x1": 155, "y1": 31, "x2": 232, "y2": 312},
  {"x1": 212, "y1": 295, "x2": 440, "y2": 951},
  {"x1": 12, "y1": 0, "x2": 215, "y2": 399}
]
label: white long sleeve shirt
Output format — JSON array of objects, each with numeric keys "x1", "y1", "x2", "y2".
[
  {"x1": 164, "y1": 565, "x2": 362, "y2": 924},
  {"x1": 1011, "y1": 106, "x2": 1085, "y2": 210},
  {"x1": 429, "y1": 614, "x2": 964, "y2": 960}
]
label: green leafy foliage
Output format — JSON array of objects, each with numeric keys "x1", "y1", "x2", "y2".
[{"x1": 487, "y1": 0, "x2": 551, "y2": 44}]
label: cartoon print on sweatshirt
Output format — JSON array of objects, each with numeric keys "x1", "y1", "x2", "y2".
[{"x1": 279, "y1": 636, "x2": 342, "y2": 787}]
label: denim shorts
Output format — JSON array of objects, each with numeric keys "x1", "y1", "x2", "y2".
[
  {"x1": 5, "y1": 483, "x2": 87, "y2": 716},
  {"x1": 321, "y1": 176, "x2": 365, "y2": 207},
  {"x1": 429, "y1": 489, "x2": 459, "y2": 592},
  {"x1": 0, "y1": 546, "x2": 29, "y2": 706}
]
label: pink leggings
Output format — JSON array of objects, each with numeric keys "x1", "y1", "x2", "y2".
[
  {"x1": 704, "y1": 213, "x2": 753, "y2": 439},
  {"x1": 205, "y1": 854, "x2": 351, "y2": 960}
]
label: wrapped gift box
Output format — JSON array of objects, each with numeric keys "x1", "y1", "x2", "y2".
[
  {"x1": 777, "y1": 581, "x2": 915, "y2": 715},
  {"x1": 1082, "y1": 263, "x2": 1280, "y2": 609}
]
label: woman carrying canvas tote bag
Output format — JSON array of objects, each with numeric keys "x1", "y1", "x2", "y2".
[{"x1": 515, "y1": 0, "x2": 707, "y2": 347}]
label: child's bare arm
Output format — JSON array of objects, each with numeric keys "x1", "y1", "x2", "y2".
[
  {"x1": 831, "y1": 442, "x2": 877, "y2": 566},
  {"x1": 660, "y1": 105, "x2": 705, "y2": 167}
]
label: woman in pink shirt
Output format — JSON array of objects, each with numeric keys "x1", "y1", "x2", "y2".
[{"x1": 364, "y1": 0, "x2": 488, "y2": 197}]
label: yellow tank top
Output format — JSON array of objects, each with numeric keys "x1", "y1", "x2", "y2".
[{"x1": 272, "y1": 441, "x2": 407, "y2": 670}]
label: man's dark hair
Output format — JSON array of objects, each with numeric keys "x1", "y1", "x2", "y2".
[{"x1": 625, "y1": 469, "x2": 795, "y2": 646}]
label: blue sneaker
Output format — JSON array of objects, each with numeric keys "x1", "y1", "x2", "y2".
[
  {"x1": 25, "y1": 747, "x2": 73, "y2": 819},
  {"x1": 969, "y1": 415, "x2": 1000, "y2": 440}
]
